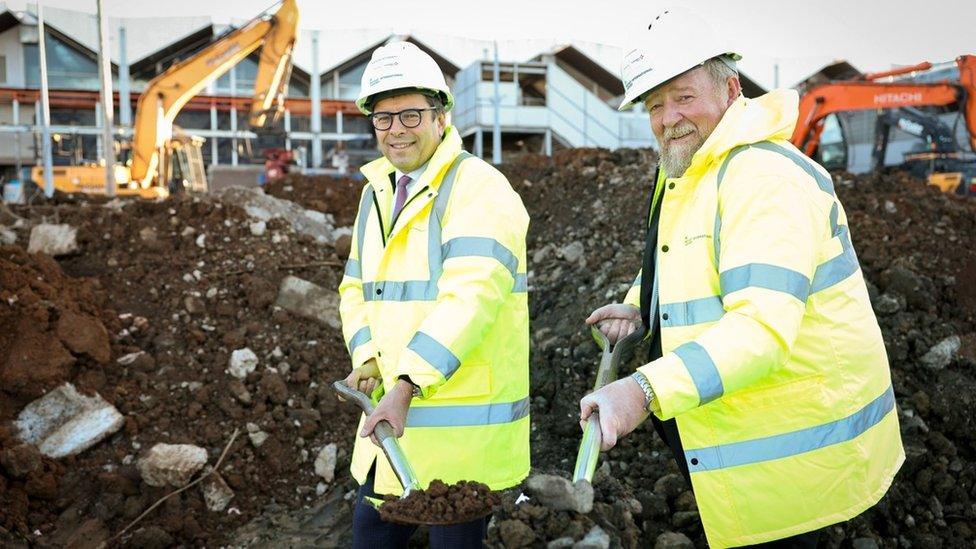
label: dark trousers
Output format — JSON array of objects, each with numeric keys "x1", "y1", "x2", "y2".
[{"x1": 352, "y1": 467, "x2": 489, "y2": 549}]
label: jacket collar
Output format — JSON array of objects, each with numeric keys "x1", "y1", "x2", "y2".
[{"x1": 360, "y1": 126, "x2": 463, "y2": 194}]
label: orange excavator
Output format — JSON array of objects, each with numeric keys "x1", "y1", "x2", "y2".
[
  {"x1": 31, "y1": 0, "x2": 299, "y2": 198},
  {"x1": 791, "y1": 55, "x2": 976, "y2": 194}
]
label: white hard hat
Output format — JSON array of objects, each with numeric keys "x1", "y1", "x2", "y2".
[
  {"x1": 356, "y1": 41, "x2": 454, "y2": 115},
  {"x1": 618, "y1": 7, "x2": 741, "y2": 111}
]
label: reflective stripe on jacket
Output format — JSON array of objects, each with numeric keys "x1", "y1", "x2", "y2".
[
  {"x1": 339, "y1": 126, "x2": 530, "y2": 495},
  {"x1": 624, "y1": 90, "x2": 904, "y2": 547}
]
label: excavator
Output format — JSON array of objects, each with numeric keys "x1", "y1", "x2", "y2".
[
  {"x1": 871, "y1": 107, "x2": 971, "y2": 192},
  {"x1": 30, "y1": 0, "x2": 299, "y2": 198},
  {"x1": 791, "y1": 54, "x2": 976, "y2": 195}
]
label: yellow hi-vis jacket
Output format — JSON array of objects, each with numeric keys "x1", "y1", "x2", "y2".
[
  {"x1": 339, "y1": 126, "x2": 530, "y2": 496},
  {"x1": 624, "y1": 90, "x2": 904, "y2": 547}
]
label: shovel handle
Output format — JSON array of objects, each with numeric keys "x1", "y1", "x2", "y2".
[
  {"x1": 332, "y1": 380, "x2": 422, "y2": 495},
  {"x1": 332, "y1": 380, "x2": 398, "y2": 443},
  {"x1": 574, "y1": 325, "x2": 646, "y2": 485},
  {"x1": 573, "y1": 413, "x2": 602, "y2": 483},
  {"x1": 333, "y1": 380, "x2": 376, "y2": 414}
]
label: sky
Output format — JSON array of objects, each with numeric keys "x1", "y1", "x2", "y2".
[{"x1": 11, "y1": 0, "x2": 975, "y2": 89}]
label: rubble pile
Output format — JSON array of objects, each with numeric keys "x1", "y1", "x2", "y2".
[
  {"x1": 1, "y1": 192, "x2": 361, "y2": 546},
  {"x1": 1, "y1": 149, "x2": 975, "y2": 546},
  {"x1": 264, "y1": 173, "x2": 364, "y2": 228}
]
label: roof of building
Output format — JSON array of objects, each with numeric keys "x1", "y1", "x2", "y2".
[
  {"x1": 794, "y1": 60, "x2": 862, "y2": 94},
  {"x1": 7, "y1": 5, "x2": 767, "y2": 102}
]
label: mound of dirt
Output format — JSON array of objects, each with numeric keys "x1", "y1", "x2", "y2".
[
  {"x1": 378, "y1": 479, "x2": 499, "y2": 525},
  {"x1": 1, "y1": 194, "x2": 358, "y2": 546},
  {"x1": 4, "y1": 148, "x2": 976, "y2": 547}
]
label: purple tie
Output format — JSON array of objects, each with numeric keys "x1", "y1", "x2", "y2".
[{"x1": 392, "y1": 174, "x2": 411, "y2": 221}]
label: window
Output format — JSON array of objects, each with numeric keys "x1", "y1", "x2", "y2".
[
  {"x1": 818, "y1": 114, "x2": 847, "y2": 171},
  {"x1": 24, "y1": 35, "x2": 99, "y2": 90},
  {"x1": 287, "y1": 75, "x2": 309, "y2": 98},
  {"x1": 0, "y1": 55, "x2": 6, "y2": 84},
  {"x1": 335, "y1": 59, "x2": 368, "y2": 100},
  {"x1": 215, "y1": 57, "x2": 258, "y2": 95}
]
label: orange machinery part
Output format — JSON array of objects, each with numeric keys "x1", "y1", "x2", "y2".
[{"x1": 791, "y1": 55, "x2": 976, "y2": 157}]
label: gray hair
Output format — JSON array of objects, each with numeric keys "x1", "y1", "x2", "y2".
[
  {"x1": 703, "y1": 56, "x2": 739, "y2": 94},
  {"x1": 423, "y1": 92, "x2": 446, "y2": 115},
  {"x1": 637, "y1": 56, "x2": 740, "y2": 107}
]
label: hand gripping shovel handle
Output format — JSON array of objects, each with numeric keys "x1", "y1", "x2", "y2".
[
  {"x1": 333, "y1": 380, "x2": 422, "y2": 497},
  {"x1": 572, "y1": 326, "x2": 646, "y2": 484}
]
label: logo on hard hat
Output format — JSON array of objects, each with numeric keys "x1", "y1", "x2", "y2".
[{"x1": 624, "y1": 68, "x2": 654, "y2": 90}]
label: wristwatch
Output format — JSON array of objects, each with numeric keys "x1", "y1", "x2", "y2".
[
  {"x1": 630, "y1": 371, "x2": 656, "y2": 412},
  {"x1": 398, "y1": 375, "x2": 422, "y2": 398}
]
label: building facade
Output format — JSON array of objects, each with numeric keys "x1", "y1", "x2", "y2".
[{"x1": 3, "y1": 4, "x2": 773, "y2": 186}]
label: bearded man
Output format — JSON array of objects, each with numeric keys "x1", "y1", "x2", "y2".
[{"x1": 581, "y1": 7, "x2": 903, "y2": 548}]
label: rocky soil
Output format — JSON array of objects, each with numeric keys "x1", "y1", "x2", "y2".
[
  {"x1": 1, "y1": 150, "x2": 974, "y2": 548},
  {"x1": 0, "y1": 190, "x2": 360, "y2": 547},
  {"x1": 378, "y1": 480, "x2": 499, "y2": 526}
]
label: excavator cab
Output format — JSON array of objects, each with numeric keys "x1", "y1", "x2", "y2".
[{"x1": 160, "y1": 135, "x2": 208, "y2": 194}]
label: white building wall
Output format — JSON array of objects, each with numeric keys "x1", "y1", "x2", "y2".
[
  {"x1": 453, "y1": 60, "x2": 655, "y2": 151},
  {"x1": 0, "y1": 26, "x2": 26, "y2": 87}
]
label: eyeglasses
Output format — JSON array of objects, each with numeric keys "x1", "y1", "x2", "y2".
[{"x1": 369, "y1": 108, "x2": 438, "y2": 131}]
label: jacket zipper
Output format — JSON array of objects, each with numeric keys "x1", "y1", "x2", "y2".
[
  {"x1": 371, "y1": 191, "x2": 387, "y2": 247},
  {"x1": 372, "y1": 184, "x2": 433, "y2": 248},
  {"x1": 391, "y1": 185, "x2": 430, "y2": 230}
]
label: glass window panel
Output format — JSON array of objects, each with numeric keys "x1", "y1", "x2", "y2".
[{"x1": 25, "y1": 35, "x2": 100, "y2": 90}]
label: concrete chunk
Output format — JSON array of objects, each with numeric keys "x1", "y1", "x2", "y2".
[
  {"x1": 213, "y1": 186, "x2": 338, "y2": 244},
  {"x1": 137, "y1": 443, "x2": 208, "y2": 487},
  {"x1": 275, "y1": 276, "x2": 341, "y2": 329},
  {"x1": 574, "y1": 525, "x2": 609, "y2": 549},
  {"x1": 14, "y1": 383, "x2": 124, "y2": 458},
  {"x1": 0, "y1": 226, "x2": 15, "y2": 245},
  {"x1": 27, "y1": 223, "x2": 78, "y2": 256},
  {"x1": 246, "y1": 422, "x2": 268, "y2": 447},
  {"x1": 921, "y1": 335, "x2": 961, "y2": 370},
  {"x1": 314, "y1": 443, "x2": 338, "y2": 483},
  {"x1": 654, "y1": 532, "x2": 694, "y2": 549},
  {"x1": 249, "y1": 221, "x2": 267, "y2": 236},
  {"x1": 228, "y1": 348, "x2": 259, "y2": 379},
  {"x1": 560, "y1": 241, "x2": 585, "y2": 263},
  {"x1": 524, "y1": 474, "x2": 593, "y2": 514},
  {"x1": 202, "y1": 473, "x2": 234, "y2": 512}
]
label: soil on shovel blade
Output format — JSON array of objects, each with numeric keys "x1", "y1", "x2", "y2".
[{"x1": 378, "y1": 479, "x2": 500, "y2": 525}]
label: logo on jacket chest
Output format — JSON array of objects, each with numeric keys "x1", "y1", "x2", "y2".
[{"x1": 683, "y1": 233, "x2": 712, "y2": 246}]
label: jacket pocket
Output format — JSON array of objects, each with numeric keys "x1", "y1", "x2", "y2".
[
  {"x1": 721, "y1": 375, "x2": 826, "y2": 412},
  {"x1": 431, "y1": 361, "x2": 492, "y2": 401}
]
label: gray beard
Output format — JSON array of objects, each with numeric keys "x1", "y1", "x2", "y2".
[
  {"x1": 661, "y1": 149, "x2": 693, "y2": 178},
  {"x1": 660, "y1": 130, "x2": 708, "y2": 178},
  {"x1": 659, "y1": 129, "x2": 705, "y2": 178}
]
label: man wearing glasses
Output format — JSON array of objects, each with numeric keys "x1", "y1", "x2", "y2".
[{"x1": 337, "y1": 41, "x2": 530, "y2": 547}]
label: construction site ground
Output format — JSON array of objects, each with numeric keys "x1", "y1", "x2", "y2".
[{"x1": 2, "y1": 149, "x2": 975, "y2": 548}]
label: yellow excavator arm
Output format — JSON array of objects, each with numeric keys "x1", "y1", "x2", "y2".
[
  {"x1": 249, "y1": 4, "x2": 299, "y2": 129},
  {"x1": 130, "y1": 0, "x2": 299, "y2": 187}
]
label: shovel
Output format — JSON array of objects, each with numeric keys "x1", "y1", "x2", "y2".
[
  {"x1": 332, "y1": 380, "x2": 496, "y2": 525},
  {"x1": 572, "y1": 325, "x2": 645, "y2": 484},
  {"x1": 333, "y1": 380, "x2": 422, "y2": 496}
]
